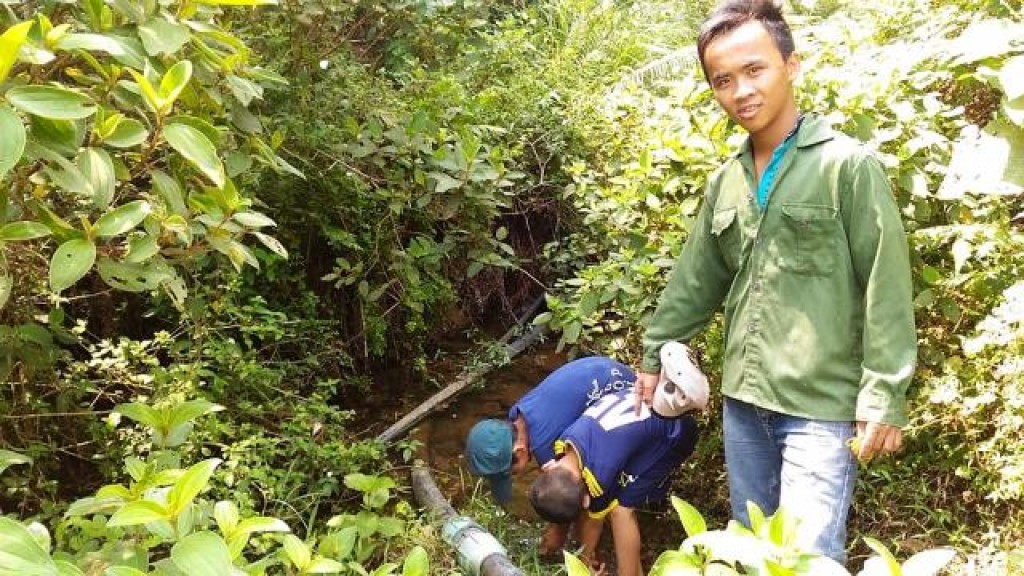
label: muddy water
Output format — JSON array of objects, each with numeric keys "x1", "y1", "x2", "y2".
[{"x1": 411, "y1": 346, "x2": 567, "y2": 519}]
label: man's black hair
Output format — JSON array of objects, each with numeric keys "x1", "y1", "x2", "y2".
[
  {"x1": 696, "y1": 0, "x2": 795, "y2": 80},
  {"x1": 529, "y1": 467, "x2": 586, "y2": 524}
]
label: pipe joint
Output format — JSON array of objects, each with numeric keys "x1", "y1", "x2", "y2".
[{"x1": 442, "y1": 516, "x2": 508, "y2": 576}]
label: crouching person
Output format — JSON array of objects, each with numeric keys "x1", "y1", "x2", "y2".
[{"x1": 529, "y1": 353, "x2": 704, "y2": 576}]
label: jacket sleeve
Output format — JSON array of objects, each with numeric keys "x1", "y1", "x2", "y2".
[
  {"x1": 641, "y1": 187, "x2": 734, "y2": 372},
  {"x1": 842, "y1": 152, "x2": 917, "y2": 426}
]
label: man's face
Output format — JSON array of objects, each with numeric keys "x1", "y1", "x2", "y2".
[
  {"x1": 510, "y1": 437, "x2": 529, "y2": 474},
  {"x1": 703, "y1": 21, "x2": 799, "y2": 136}
]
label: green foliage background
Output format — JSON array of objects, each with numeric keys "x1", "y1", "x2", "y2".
[{"x1": 0, "y1": 0, "x2": 1022, "y2": 573}]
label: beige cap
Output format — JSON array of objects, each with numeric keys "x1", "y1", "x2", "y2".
[{"x1": 652, "y1": 341, "x2": 710, "y2": 417}]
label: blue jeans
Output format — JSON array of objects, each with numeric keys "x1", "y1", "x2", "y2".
[{"x1": 723, "y1": 397, "x2": 857, "y2": 564}]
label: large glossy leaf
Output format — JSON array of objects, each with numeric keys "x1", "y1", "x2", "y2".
[
  {"x1": 94, "y1": 200, "x2": 151, "y2": 237},
  {"x1": 7, "y1": 86, "x2": 96, "y2": 120},
  {"x1": 170, "y1": 532, "x2": 235, "y2": 576},
  {"x1": 0, "y1": 221, "x2": 51, "y2": 241},
  {"x1": 162, "y1": 124, "x2": 224, "y2": 187},
  {"x1": 79, "y1": 147, "x2": 115, "y2": 209},
  {"x1": 137, "y1": 18, "x2": 190, "y2": 56},
  {"x1": 0, "y1": 105, "x2": 26, "y2": 180},
  {"x1": 49, "y1": 238, "x2": 96, "y2": 292},
  {"x1": 0, "y1": 21, "x2": 33, "y2": 85},
  {"x1": 0, "y1": 517, "x2": 52, "y2": 573},
  {"x1": 105, "y1": 118, "x2": 148, "y2": 148}
]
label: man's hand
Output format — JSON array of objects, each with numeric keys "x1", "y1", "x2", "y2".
[
  {"x1": 538, "y1": 523, "x2": 568, "y2": 556},
  {"x1": 633, "y1": 371, "x2": 659, "y2": 415},
  {"x1": 853, "y1": 421, "x2": 903, "y2": 462}
]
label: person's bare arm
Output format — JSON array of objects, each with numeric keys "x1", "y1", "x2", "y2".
[
  {"x1": 608, "y1": 505, "x2": 643, "y2": 576},
  {"x1": 575, "y1": 510, "x2": 606, "y2": 568}
]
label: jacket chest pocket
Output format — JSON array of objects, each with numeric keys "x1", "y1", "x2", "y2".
[
  {"x1": 711, "y1": 207, "x2": 742, "y2": 272},
  {"x1": 778, "y1": 203, "x2": 839, "y2": 276}
]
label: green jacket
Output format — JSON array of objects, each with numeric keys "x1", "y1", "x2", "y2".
[{"x1": 642, "y1": 114, "x2": 916, "y2": 426}]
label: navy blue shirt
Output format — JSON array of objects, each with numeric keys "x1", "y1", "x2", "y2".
[
  {"x1": 556, "y1": 389, "x2": 698, "y2": 516},
  {"x1": 509, "y1": 356, "x2": 635, "y2": 468}
]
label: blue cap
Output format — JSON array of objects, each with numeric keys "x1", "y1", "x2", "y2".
[{"x1": 465, "y1": 419, "x2": 514, "y2": 504}]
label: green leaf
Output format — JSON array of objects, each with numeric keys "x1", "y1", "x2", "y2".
[
  {"x1": 0, "y1": 105, "x2": 26, "y2": 180},
  {"x1": 49, "y1": 238, "x2": 96, "y2": 292},
  {"x1": 0, "y1": 21, "x2": 33, "y2": 85},
  {"x1": 79, "y1": 147, "x2": 116, "y2": 209},
  {"x1": 57, "y1": 560, "x2": 86, "y2": 576},
  {"x1": 126, "y1": 234, "x2": 160, "y2": 263},
  {"x1": 225, "y1": 75, "x2": 261, "y2": 106},
  {"x1": 0, "y1": 517, "x2": 53, "y2": 572},
  {"x1": 157, "y1": 61, "x2": 193, "y2": 113},
  {"x1": 114, "y1": 401, "x2": 161, "y2": 428},
  {"x1": 170, "y1": 532, "x2": 235, "y2": 576},
  {"x1": 0, "y1": 221, "x2": 51, "y2": 241},
  {"x1": 252, "y1": 231, "x2": 288, "y2": 258},
  {"x1": 127, "y1": 69, "x2": 162, "y2": 115},
  {"x1": 150, "y1": 169, "x2": 187, "y2": 216},
  {"x1": 94, "y1": 200, "x2": 151, "y2": 237},
  {"x1": 306, "y1": 557, "x2": 346, "y2": 574},
  {"x1": 863, "y1": 537, "x2": 902, "y2": 575},
  {"x1": 648, "y1": 550, "x2": 702, "y2": 576},
  {"x1": 105, "y1": 118, "x2": 148, "y2": 148},
  {"x1": 29, "y1": 117, "x2": 86, "y2": 157},
  {"x1": 107, "y1": 500, "x2": 169, "y2": 527},
  {"x1": 282, "y1": 535, "x2": 311, "y2": 571},
  {"x1": 162, "y1": 124, "x2": 224, "y2": 187},
  {"x1": 429, "y1": 171, "x2": 462, "y2": 193},
  {"x1": 402, "y1": 546, "x2": 428, "y2": 576},
  {"x1": 7, "y1": 86, "x2": 97, "y2": 120},
  {"x1": 214, "y1": 501, "x2": 240, "y2": 536},
  {"x1": 167, "y1": 458, "x2": 222, "y2": 516},
  {"x1": 137, "y1": 18, "x2": 190, "y2": 56},
  {"x1": 97, "y1": 259, "x2": 172, "y2": 292},
  {"x1": 234, "y1": 516, "x2": 289, "y2": 536},
  {"x1": 671, "y1": 497, "x2": 706, "y2": 538},
  {"x1": 56, "y1": 33, "x2": 125, "y2": 55},
  {"x1": 0, "y1": 449, "x2": 32, "y2": 475},
  {"x1": 747, "y1": 500, "x2": 766, "y2": 534},
  {"x1": 167, "y1": 399, "x2": 223, "y2": 430},
  {"x1": 232, "y1": 211, "x2": 275, "y2": 228}
]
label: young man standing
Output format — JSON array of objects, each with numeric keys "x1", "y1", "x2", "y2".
[
  {"x1": 634, "y1": 0, "x2": 916, "y2": 564},
  {"x1": 529, "y1": 387, "x2": 699, "y2": 576}
]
